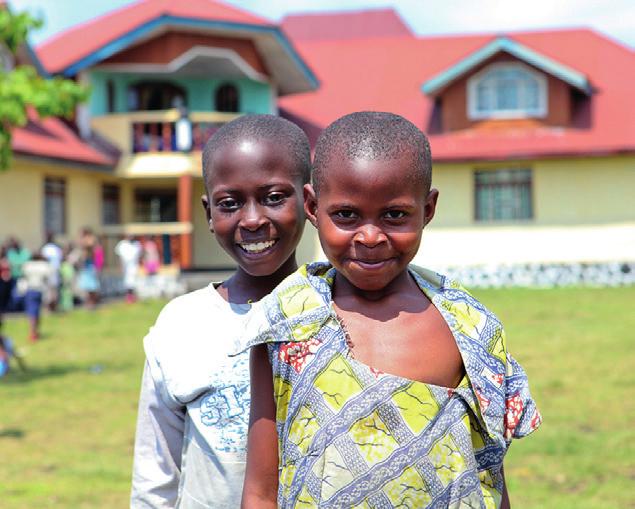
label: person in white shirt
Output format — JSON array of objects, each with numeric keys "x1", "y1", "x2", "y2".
[
  {"x1": 22, "y1": 254, "x2": 53, "y2": 341},
  {"x1": 115, "y1": 235, "x2": 142, "y2": 303},
  {"x1": 131, "y1": 114, "x2": 311, "y2": 508},
  {"x1": 41, "y1": 233, "x2": 64, "y2": 310}
]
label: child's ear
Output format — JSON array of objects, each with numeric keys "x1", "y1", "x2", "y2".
[
  {"x1": 303, "y1": 184, "x2": 318, "y2": 228},
  {"x1": 423, "y1": 188, "x2": 439, "y2": 228},
  {"x1": 201, "y1": 194, "x2": 214, "y2": 233}
]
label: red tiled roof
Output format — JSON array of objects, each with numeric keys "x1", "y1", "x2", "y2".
[
  {"x1": 37, "y1": 0, "x2": 272, "y2": 74},
  {"x1": 279, "y1": 29, "x2": 635, "y2": 161},
  {"x1": 12, "y1": 111, "x2": 115, "y2": 166},
  {"x1": 281, "y1": 9, "x2": 412, "y2": 42}
]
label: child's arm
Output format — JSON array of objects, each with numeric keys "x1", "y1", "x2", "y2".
[
  {"x1": 131, "y1": 362, "x2": 185, "y2": 508},
  {"x1": 501, "y1": 467, "x2": 511, "y2": 509},
  {"x1": 241, "y1": 344, "x2": 278, "y2": 508}
]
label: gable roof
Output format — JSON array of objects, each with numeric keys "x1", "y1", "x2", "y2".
[
  {"x1": 0, "y1": 3, "x2": 113, "y2": 168},
  {"x1": 422, "y1": 36, "x2": 592, "y2": 96},
  {"x1": 279, "y1": 29, "x2": 635, "y2": 161},
  {"x1": 12, "y1": 111, "x2": 116, "y2": 167},
  {"x1": 282, "y1": 8, "x2": 412, "y2": 42},
  {"x1": 37, "y1": 0, "x2": 318, "y2": 95}
]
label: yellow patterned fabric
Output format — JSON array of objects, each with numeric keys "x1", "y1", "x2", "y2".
[{"x1": 236, "y1": 263, "x2": 541, "y2": 508}]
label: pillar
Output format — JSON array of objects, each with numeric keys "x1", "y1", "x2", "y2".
[{"x1": 177, "y1": 174, "x2": 193, "y2": 269}]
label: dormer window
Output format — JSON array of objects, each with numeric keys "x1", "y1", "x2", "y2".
[{"x1": 467, "y1": 62, "x2": 547, "y2": 120}]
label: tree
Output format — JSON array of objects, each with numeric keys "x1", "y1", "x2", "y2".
[{"x1": 0, "y1": 8, "x2": 88, "y2": 170}]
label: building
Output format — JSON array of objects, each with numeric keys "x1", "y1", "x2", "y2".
[
  {"x1": 1, "y1": 0, "x2": 317, "y2": 272},
  {"x1": 0, "y1": 12, "x2": 118, "y2": 255},
  {"x1": 278, "y1": 12, "x2": 635, "y2": 284},
  {"x1": 2, "y1": 2, "x2": 634, "y2": 285}
]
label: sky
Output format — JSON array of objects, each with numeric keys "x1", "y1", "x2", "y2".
[{"x1": 9, "y1": 0, "x2": 635, "y2": 49}]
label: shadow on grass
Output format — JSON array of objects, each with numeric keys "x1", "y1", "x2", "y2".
[
  {"x1": 1, "y1": 364, "x2": 80, "y2": 384},
  {"x1": 1, "y1": 360, "x2": 140, "y2": 385},
  {"x1": 0, "y1": 428, "x2": 24, "y2": 439}
]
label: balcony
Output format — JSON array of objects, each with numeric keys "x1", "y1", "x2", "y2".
[{"x1": 91, "y1": 109, "x2": 241, "y2": 155}]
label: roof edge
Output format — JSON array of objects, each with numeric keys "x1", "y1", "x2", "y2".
[
  {"x1": 14, "y1": 152, "x2": 116, "y2": 171},
  {"x1": 430, "y1": 146, "x2": 635, "y2": 164},
  {"x1": 270, "y1": 26, "x2": 319, "y2": 90},
  {"x1": 421, "y1": 36, "x2": 592, "y2": 96},
  {"x1": 57, "y1": 14, "x2": 317, "y2": 91}
]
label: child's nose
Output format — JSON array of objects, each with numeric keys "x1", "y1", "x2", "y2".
[
  {"x1": 239, "y1": 202, "x2": 267, "y2": 231},
  {"x1": 353, "y1": 223, "x2": 387, "y2": 247}
]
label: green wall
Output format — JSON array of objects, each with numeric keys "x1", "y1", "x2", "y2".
[{"x1": 88, "y1": 71, "x2": 273, "y2": 115}]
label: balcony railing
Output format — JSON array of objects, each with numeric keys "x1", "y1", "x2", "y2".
[{"x1": 91, "y1": 109, "x2": 241, "y2": 154}]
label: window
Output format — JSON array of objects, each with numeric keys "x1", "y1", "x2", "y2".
[
  {"x1": 44, "y1": 177, "x2": 66, "y2": 234},
  {"x1": 102, "y1": 184, "x2": 120, "y2": 225},
  {"x1": 134, "y1": 189, "x2": 177, "y2": 223},
  {"x1": 468, "y1": 63, "x2": 547, "y2": 119},
  {"x1": 107, "y1": 80, "x2": 116, "y2": 113},
  {"x1": 215, "y1": 83, "x2": 239, "y2": 112},
  {"x1": 128, "y1": 81, "x2": 187, "y2": 111},
  {"x1": 474, "y1": 169, "x2": 533, "y2": 221}
]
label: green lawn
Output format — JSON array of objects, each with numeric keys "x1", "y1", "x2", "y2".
[{"x1": 1, "y1": 287, "x2": 634, "y2": 508}]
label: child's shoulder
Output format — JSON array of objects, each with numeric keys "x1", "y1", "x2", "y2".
[
  {"x1": 146, "y1": 283, "x2": 246, "y2": 358},
  {"x1": 154, "y1": 283, "x2": 227, "y2": 326},
  {"x1": 231, "y1": 263, "x2": 334, "y2": 355},
  {"x1": 409, "y1": 264, "x2": 498, "y2": 318},
  {"x1": 144, "y1": 283, "x2": 251, "y2": 404},
  {"x1": 259, "y1": 262, "x2": 334, "y2": 310}
]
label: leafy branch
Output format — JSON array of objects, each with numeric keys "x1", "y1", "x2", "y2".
[{"x1": 0, "y1": 9, "x2": 89, "y2": 170}]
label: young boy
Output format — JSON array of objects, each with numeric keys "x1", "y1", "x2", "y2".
[
  {"x1": 131, "y1": 114, "x2": 311, "y2": 508},
  {"x1": 241, "y1": 111, "x2": 541, "y2": 508}
]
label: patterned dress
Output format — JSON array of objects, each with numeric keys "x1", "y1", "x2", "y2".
[{"x1": 235, "y1": 263, "x2": 541, "y2": 508}]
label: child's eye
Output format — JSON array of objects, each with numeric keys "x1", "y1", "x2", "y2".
[
  {"x1": 334, "y1": 210, "x2": 357, "y2": 220},
  {"x1": 264, "y1": 192, "x2": 286, "y2": 206},
  {"x1": 217, "y1": 198, "x2": 240, "y2": 210},
  {"x1": 384, "y1": 210, "x2": 407, "y2": 220}
]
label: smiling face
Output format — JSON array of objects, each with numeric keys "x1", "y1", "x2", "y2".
[
  {"x1": 202, "y1": 138, "x2": 305, "y2": 278},
  {"x1": 305, "y1": 153, "x2": 438, "y2": 296}
]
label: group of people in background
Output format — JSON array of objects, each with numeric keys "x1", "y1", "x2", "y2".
[
  {"x1": 0, "y1": 230, "x2": 162, "y2": 340},
  {"x1": 0, "y1": 229, "x2": 161, "y2": 377},
  {"x1": 0, "y1": 228, "x2": 104, "y2": 343}
]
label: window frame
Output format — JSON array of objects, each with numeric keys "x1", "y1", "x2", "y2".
[
  {"x1": 101, "y1": 183, "x2": 121, "y2": 225},
  {"x1": 44, "y1": 177, "x2": 67, "y2": 235},
  {"x1": 473, "y1": 168, "x2": 534, "y2": 223},
  {"x1": 133, "y1": 188, "x2": 178, "y2": 223},
  {"x1": 467, "y1": 62, "x2": 548, "y2": 120},
  {"x1": 106, "y1": 80, "x2": 116, "y2": 113},
  {"x1": 214, "y1": 83, "x2": 240, "y2": 113}
]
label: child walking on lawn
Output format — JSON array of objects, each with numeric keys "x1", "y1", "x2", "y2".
[
  {"x1": 241, "y1": 111, "x2": 541, "y2": 508},
  {"x1": 131, "y1": 114, "x2": 311, "y2": 508}
]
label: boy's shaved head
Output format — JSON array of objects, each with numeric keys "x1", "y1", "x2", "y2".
[
  {"x1": 313, "y1": 111, "x2": 432, "y2": 193},
  {"x1": 202, "y1": 114, "x2": 311, "y2": 186}
]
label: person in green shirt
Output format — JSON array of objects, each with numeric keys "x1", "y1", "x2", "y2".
[{"x1": 6, "y1": 236, "x2": 31, "y2": 279}]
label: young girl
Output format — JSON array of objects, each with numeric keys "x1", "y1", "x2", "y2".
[
  {"x1": 130, "y1": 114, "x2": 311, "y2": 508},
  {"x1": 242, "y1": 112, "x2": 541, "y2": 508}
]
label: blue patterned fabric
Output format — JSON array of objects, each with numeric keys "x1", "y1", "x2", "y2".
[{"x1": 236, "y1": 262, "x2": 541, "y2": 508}]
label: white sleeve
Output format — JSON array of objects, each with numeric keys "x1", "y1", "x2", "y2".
[{"x1": 130, "y1": 362, "x2": 185, "y2": 509}]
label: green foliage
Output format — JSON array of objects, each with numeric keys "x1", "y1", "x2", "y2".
[
  {"x1": 1, "y1": 286, "x2": 635, "y2": 508},
  {"x1": 0, "y1": 9, "x2": 88, "y2": 170},
  {"x1": 0, "y1": 9, "x2": 41, "y2": 53}
]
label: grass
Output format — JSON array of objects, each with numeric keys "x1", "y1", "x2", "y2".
[{"x1": 1, "y1": 286, "x2": 634, "y2": 508}]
